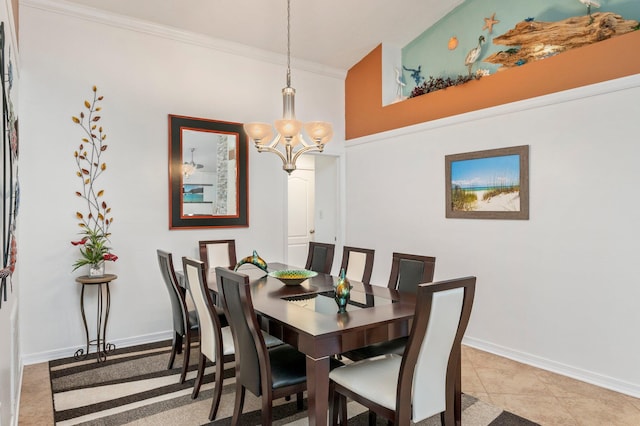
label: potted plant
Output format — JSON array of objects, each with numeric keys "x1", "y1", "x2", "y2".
[{"x1": 70, "y1": 86, "x2": 117, "y2": 276}]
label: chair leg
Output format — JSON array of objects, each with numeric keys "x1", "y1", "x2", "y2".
[
  {"x1": 208, "y1": 359, "x2": 224, "y2": 421},
  {"x1": 296, "y1": 391, "x2": 304, "y2": 410},
  {"x1": 368, "y1": 410, "x2": 377, "y2": 426},
  {"x1": 179, "y1": 332, "x2": 191, "y2": 384},
  {"x1": 261, "y1": 393, "x2": 273, "y2": 426},
  {"x1": 329, "y1": 383, "x2": 340, "y2": 426},
  {"x1": 231, "y1": 385, "x2": 245, "y2": 426},
  {"x1": 175, "y1": 332, "x2": 183, "y2": 354},
  {"x1": 191, "y1": 353, "x2": 206, "y2": 399},
  {"x1": 167, "y1": 331, "x2": 179, "y2": 370},
  {"x1": 340, "y1": 394, "x2": 347, "y2": 425}
]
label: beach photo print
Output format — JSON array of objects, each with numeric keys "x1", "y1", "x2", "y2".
[{"x1": 445, "y1": 145, "x2": 529, "y2": 220}]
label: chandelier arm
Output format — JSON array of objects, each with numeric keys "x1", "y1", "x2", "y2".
[
  {"x1": 296, "y1": 135, "x2": 313, "y2": 148},
  {"x1": 266, "y1": 133, "x2": 282, "y2": 149},
  {"x1": 255, "y1": 144, "x2": 289, "y2": 165},
  {"x1": 291, "y1": 144, "x2": 324, "y2": 165}
]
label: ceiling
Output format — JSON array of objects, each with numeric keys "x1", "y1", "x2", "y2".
[{"x1": 60, "y1": 0, "x2": 463, "y2": 71}]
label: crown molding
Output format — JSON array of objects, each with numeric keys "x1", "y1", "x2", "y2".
[{"x1": 21, "y1": 0, "x2": 346, "y2": 80}]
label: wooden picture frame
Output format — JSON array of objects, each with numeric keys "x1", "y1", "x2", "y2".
[
  {"x1": 169, "y1": 115, "x2": 249, "y2": 229},
  {"x1": 445, "y1": 145, "x2": 529, "y2": 220}
]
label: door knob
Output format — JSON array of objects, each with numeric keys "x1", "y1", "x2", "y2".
[{"x1": 309, "y1": 229, "x2": 315, "y2": 234}]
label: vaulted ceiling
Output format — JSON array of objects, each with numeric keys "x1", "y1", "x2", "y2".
[{"x1": 61, "y1": 0, "x2": 463, "y2": 71}]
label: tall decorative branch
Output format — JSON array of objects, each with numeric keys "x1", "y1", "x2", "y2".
[{"x1": 70, "y1": 86, "x2": 117, "y2": 271}]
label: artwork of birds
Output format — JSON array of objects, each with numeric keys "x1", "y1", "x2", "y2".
[
  {"x1": 394, "y1": 67, "x2": 406, "y2": 100},
  {"x1": 465, "y1": 35, "x2": 485, "y2": 77},
  {"x1": 579, "y1": 0, "x2": 601, "y2": 24}
]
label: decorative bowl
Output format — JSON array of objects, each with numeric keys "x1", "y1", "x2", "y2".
[{"x1": 268, "y1": 269, "x2": 318, "y2": 286}]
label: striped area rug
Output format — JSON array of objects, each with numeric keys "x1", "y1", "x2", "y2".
[{"x1": 49, "y1": 340, "x2": 539, "y2": 425}]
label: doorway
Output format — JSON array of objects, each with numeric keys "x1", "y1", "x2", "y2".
[{"x1": 287, "y1": 155, "x2": 339, "y2": 269}]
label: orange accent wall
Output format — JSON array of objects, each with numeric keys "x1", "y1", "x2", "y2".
[{"x1": 345, "y1": 31, "x2": 640, "y2": 140}]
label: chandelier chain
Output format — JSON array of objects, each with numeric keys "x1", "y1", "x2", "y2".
[{"x1": 286, "y1": 0, "x2": 291, "y2": 88}]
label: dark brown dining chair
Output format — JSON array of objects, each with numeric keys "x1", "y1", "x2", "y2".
[
  {"x1": 387, "y1": 252, "x2": 436, "y2": 293},
  {"x1": 304, "y1": 241, "x2": 335, "y2": 274},
  {"x1": 329, "y1": 277, "x2": 476, "y2": 426},
  {"x1": 342, "y1": 252, "x2": 436, "y2": 361},
  {"x1": 339, "y1": 246, "x2": 375, "y2": 284},
  {"x1": 198, "y1": 239, "x2": 237, "y2": 270},
  {"x1": 215, "y1": 266, "x2": 308, "y2": 425},
  {"x1": 157, "y1": 250, "x2": 197, "y2": 384},
  {"x1": 183, "y1": 257, "x2": 235, "y2": 421}
]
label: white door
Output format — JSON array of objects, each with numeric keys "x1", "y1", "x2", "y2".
[{"x1": 287, "y1": 158, "x2": 315, "y2": 268}]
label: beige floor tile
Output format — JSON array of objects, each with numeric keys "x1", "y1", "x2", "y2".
[
  {"x1": 462, "y1": 366, "x2": 488, "y2": 394},
  {"x1": 465, "y1": 347, "x2": 538, "y2": 374},
  {"x1": 559, "y1": 396, "x2": 640, "y2": 426},
  {"x1": 490, "y1": 394, "x2": 578, "y2": 426},
  {"x1": 536, "y1": 369, "x2": 638, "y2": 403},
  {"x1": 16, "y1": 414, "x2": 55, "y2": 426},
  {"x1": 624, "y1": 394, "x2": 640, "y2": 411},
  {"x1": 467, "y1": 391, "x2": 493, "y2": 405},
  {"x1": 19, "y1": 362, "x2": 54, "y2": 425},
  {"x1": 475, "y1": 367, "x2": 550, "y2": 396}
]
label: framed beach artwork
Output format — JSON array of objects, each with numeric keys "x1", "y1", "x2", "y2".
[{"x1": 445, "y1": 145, "x2": 529, "y2": 220}]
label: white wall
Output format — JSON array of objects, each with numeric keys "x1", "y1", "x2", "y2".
[
  {"x1": 344, "y1": 75, "x2": 640, "y2": 397},
  {"x1": 0, "y1": 0, "x2": 19, "y2": 423},
  {"x1": 18, "y1": 2, "x2": 344, "y2": 362}
]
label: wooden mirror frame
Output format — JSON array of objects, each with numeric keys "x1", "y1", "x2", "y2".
[
  {"x1": 168, "y1": 115, "x2": 249, "y2": 229},
  {"x1": 445, "y1": 145, "x2": 529, "y2": 220}
]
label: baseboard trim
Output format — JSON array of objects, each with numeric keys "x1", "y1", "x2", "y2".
[
  {"x1": 21, "y1": 330, "x2": 173, "y2": 365},
  {"x1": 463, "y1": 336, "x2": 640, "y2": 399}
]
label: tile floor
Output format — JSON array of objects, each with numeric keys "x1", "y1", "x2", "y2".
[{"x1": 17, "y1": 345, "x2": 640, "y2": 425}]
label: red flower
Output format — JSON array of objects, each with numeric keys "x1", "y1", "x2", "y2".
[
  {"x1": 103, "y1": 253, "x2": 118, "y2": 262},
  {"x1": 71, "y1": 238, "x2": 88, "y2": 246}
]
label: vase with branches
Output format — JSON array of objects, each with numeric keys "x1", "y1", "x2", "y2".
[{"x1": 70, "y1": 86, "x2": 117, "y2": 276}]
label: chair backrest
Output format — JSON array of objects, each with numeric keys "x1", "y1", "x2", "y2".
[
  {"x1": 387, "y1": 252, "x2": 436, "y2": 293},
  {"x1": 216, "y1": 266, "x2": 268, "y2": 397},
  {"x1": 304, "y1": 241, "x2": 335, "y2": 274},
  {"x1": 198, "y1": 239, "x2": 237, "y2": 270},
  {"x1": 157, "y1": 250, "x2": 188, "y2": 335},
  {"x1": 183, "y1": 257, "x2": 224, "y2": 361},
  {"x1": 397, "y1": 276, "x2": 476, "y2": 423},
  {"x1": 339, "y1": 246, "x2": 375, "y2": 284}
]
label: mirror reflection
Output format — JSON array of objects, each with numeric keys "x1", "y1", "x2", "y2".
[
  {"x1": 181, "y1": 129, "x2": 238, "y2": 217},
  {"x1": 169, "y1": 115, "x2": 248, "y2": 229}
]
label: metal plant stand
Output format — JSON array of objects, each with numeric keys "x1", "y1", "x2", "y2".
[{"x1": 74, "y1": 274, "x2": 117, "y2": 362}]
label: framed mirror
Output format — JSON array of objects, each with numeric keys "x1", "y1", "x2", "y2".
[{"x1": 169, "y1": 115, "x2": 248, "y2": 229}]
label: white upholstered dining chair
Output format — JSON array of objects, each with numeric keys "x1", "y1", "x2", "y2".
[
  {"x1": 329, "y1": 276, "x2": 476, "y2": 426},
  {"x1": 182, "y1": 257, "x2": 235, "y2": 421},
  {"x1": 339, "y1": 246, "x2": 375, "y2": 285},
  {"x1": 198, "y1": 239, "x2": 237, "y2": 270}
]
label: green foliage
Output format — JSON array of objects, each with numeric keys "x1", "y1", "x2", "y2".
[
  {"x1": 482, "y1": 186, "x2": 519, "y2": 201},
  {"x1": 451, "y1": 185, "x2": 477, "y2": 211},
  {"x1": 71, "y1": 227, "x2": 112, "y2": 271}
]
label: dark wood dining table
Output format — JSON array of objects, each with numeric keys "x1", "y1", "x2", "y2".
[{"x1": 203, "y1": 262, "x2": 417, "y2": 425}]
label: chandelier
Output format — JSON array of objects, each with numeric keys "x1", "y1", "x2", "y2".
[{"x1": 243, "y1": 0, "x2": 333, "y2": 174}]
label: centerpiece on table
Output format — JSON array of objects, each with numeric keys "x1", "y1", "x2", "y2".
[{"x1": 70, "y1": 86, "x2": 117, "y2": 277}]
